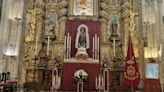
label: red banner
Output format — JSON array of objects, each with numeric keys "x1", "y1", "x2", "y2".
[{"x1": 124, "y1": 35, "x2": 140, "y2": 87}]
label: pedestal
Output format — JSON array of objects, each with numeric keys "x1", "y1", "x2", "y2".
[{"x1": 77, "y1": 81, "x2": 83, "y2": 92}]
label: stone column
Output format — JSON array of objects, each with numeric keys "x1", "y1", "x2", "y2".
[{"x1": 138, "y1": 0, "x2": 145, "y2": 88}]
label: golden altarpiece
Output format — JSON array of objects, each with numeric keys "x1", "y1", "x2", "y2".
[{"x1": 23, "y1": 0, "x2": 143, "y2": 91}]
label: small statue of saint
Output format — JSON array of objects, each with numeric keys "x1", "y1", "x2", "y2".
[
  {"x1": 75, "y1": 24, "x2": 89, "y2": 49},
  {"x1": 111, "y1": 21, "x2": 118, "y2": 34},
  {"x1": 75, "y1": 24, "x2": 90, "y2": 59},
  {"x1": 111, "y1": 16, "x2": 118, "y2": 34},
  {"x1": 78, "y1": 27, "x2": 87, "y2": 47}
]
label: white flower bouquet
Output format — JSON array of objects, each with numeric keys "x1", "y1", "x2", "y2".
[{"x1": 74, "y1": 69, "x2": 88, "y2": 81}]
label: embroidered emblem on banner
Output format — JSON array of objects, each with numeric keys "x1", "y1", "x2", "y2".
[
  {"x1": 124, "y1": 60, "x2": 139, "y2": 80},
  {"x1": 127, "y1": 65, "x2": 135, "y2": 76}
]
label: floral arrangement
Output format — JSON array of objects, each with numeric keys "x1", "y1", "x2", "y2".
[{"x1": 74, "y1": 69, "x2": 88, "y2": 81}]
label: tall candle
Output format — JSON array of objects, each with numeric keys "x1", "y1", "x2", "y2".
[
  {"x1": 124, "y1": 38, "x2": 127, "y2": 57},
  {"x1": 93, "y1": 37, "x2": 95, "y2": 60},
  {"x1": 58, "y1": 76, "x2": 61, "y2": 86},
  {"x1": 52, "y1": 68, "x2": 54, "y2": 86},
  {"x1": 95, "y1": 76, "x2": 97, "y2": 88},
  {"x1": 67, "y1": 33, "x2": 69, "y2": 59},
  {"x1": 95, "y1": 34, "x2": 97, "y2": 59},
  {"x1": 98, "y1": 74, "x2": 101, "y2": 86},
  {"x1": 35, "y1": 36, "x2": 38, "y2": 55},
  {"x1": 56, "y1": 69, "x2": 58, "y2": 84},
  {"x1": 95, "y1": 34, "x2": 97, "y2": 50},
  {"x1": 113, "y1": 38, "x2": 116, "y2": 57},
  {"x1": 69, "y1": 36, "x2": 71, "y2": 59},
  {"x1": 47, "y1": 36, "x2": 50, "y2": 55},
  {"x1": 101, "y1": 76, "x2": 104, "y2": 87},
  {"x1": 64, "y1": 36, "x2": 66, "y2": 59},
  {"x1": 97, "y1": 37, "x2": 99, "y2": 60},
  {"x1": 67, "y1": 33, "x2": 70, "y2": 48}
]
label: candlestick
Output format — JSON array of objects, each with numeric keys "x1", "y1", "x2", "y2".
[
  {"x1": 55, "y1": 71, "x2": 58, "y2": 84},
  {"x1": 102, "y1": 76, "x2": 104, "y2": 88},
  {"x1": 52, "y1": 69, "x2": 54, "y2": 86},
  {"x1": 124, "y1": 38, "x2": 127, "y2": 57},
  {"x1": 47, "y1": 36, "x2": 50, "y2": 55},
  {"x1": 98, "y1": 74, "x2": 101, "y2": 86},
  {"x1": 98, "y1": 37, "x2": 99, "y2": 60},
  {"x1": 113, "y1": 38, "x2": 116, "y2": 57},
  {"x1": 93, "y1": 37, "x2": 95, "y2": 60},
  {"x1": 95, "y1": 34, "x2": 97, "y2": 50},
  {"x1": 69, "y1": 36, "x2": 71, "y2": 59},
  {"x1": 67, "y1": 33, "x2": 69, "y2": 59},
  {"x1": 35, "y1": 36, "x2": 38, "y2": 55},
  {"x1": 58, "y1": 76, "x2": 61, "y2": 86},
  {"x1": 95, "y1": 34, "x2": 97, "y2": 59},
  {"x1": 64, "y1": 36, "x2": 66, "y2": 59},
  {"x1": 103, "y1": 69, "x2": 109, "y2": 92},
  {"x1": 95, "y1": 76, "x2": 97, "y2": 88}
]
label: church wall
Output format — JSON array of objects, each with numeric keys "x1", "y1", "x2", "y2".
[
  {"x1": 0, "y1": 0, "x2": 24, "y2": 89},
  {"x1": 0, "y1": 0, "x2": 13, "y2": 74},
  {"x1": 159, "y1": 0, "x2": 164, "y2": 90},
  {"x1": 142, "y1": 0, "x2": 164, "y2": 89}
]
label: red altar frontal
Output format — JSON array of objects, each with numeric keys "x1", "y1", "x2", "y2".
[{"x1": 61, "y1": 62, "x2": 99, "y2": 91}]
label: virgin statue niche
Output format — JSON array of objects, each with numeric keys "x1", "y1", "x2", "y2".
[
  {"x1": 75, "y1": 24, "x2": 89, "y2": 59},
  {"x1": 111, "y1": 16, "x2": 118, "y2": 34},
  {"x1": 79, "y1": 27, "x2": 86, "y2": 47}
]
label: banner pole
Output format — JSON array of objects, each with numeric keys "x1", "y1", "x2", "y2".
[{"x1": 131, "y1": 85, "x2": 134, "y2": 92}]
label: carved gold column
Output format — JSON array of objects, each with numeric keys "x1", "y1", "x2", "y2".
[
  {"x1": 99, "y1": 0, "x2": 109, "y2": 59},
  {"x1": 99, "y1": 0, "x2": 113, "y2": 70},
  {"x1": 35, "y1": 0, "x2": 44, "y2": 41},
  {"x1": 121, "y1": 1, "x2": 131, "y2": 57},
  {"x1": 121, "y1": 0, "x2": 139, "y2": 58},
  {"x1": 58, "y1": 0, "x2": 68, "y2": 41},
  {"x1": 99, "y1": 0, "x2": 110, "y2": 42},
  {"x1": 24, "y1": 0, "x2": 45, "y2": 82}
]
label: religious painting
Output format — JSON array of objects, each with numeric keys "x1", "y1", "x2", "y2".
[
  {"x1": 146, "y1": 63, "x2": 159, "y2": 79},
  {"x1": 74, "y1": 0, "x2": 93, "y2": 15},
  {"x1": 69, "y1": 0, "x2": 98, "y2": 16}
]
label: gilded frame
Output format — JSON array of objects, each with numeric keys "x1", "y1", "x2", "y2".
[{"x1": 69, "y1": 0, "x2": 98, "y2": 17}]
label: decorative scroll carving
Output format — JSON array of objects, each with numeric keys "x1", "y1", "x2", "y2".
[
  {"x1": 58, "y1": 0, "x2": 68, "y2": 41},
  {"x1": 99, "y1": 1, "x2": 110, "y2": 42},
  {"x1": 121, "y1": 0, "x2": 139, "y2": 58},
  {"x1": 24, "y1": 0, "x2": 45, "y2": 70}
]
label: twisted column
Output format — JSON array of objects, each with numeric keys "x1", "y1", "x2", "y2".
[
  {"x1": 99, "y1": 0, "x2": 110, "y2": 42},
  {"x1": 58, "y1": 0, "x2": 68, "y2": 41},
  {"x1": 121, "y1": 1, "x2": 131, "y2": 56}
]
